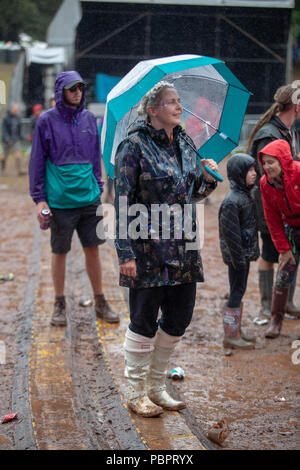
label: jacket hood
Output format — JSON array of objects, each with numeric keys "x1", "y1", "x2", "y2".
[
  {"x1": 258, "y1": 139, "x2": 294, "y2": 179},
  {"x1": 128, "y1": 120, "x2": 184, "y2": 142},
  {"x1": 227, "y1": 153, "x2": 256, "y2": 191},
  {"x1": 54, "y1": 71, "x2": 86, "y2": 116}
]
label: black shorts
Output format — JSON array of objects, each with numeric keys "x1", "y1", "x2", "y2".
[
  {"x1": 260, "y1": 232, "x2": 279, "y2": 264},
  {"x1": 49, "y1": 201, "x2": 105, "y2": 254}
]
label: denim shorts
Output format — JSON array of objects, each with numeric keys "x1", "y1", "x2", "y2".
[{"x1": 49, "y1": 201, "x2": 105, "y2": 254}]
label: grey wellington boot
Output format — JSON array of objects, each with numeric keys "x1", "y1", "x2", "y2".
[
  {"x1": 240, "y1": 302, "x2": 256, "y2": 343},
  {"x1": 258, "y1": 269, "x2": 274, "y2": 318}
]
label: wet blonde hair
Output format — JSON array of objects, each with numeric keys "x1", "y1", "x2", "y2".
[
  {"x1": 246, "y1": 84, "x2": 299, "y2": 153},
  {"x1": 137, "y1": 81, "x2": 176, "y2": 122}
]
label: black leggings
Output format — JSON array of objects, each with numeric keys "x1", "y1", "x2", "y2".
[
  {"x1": 227, "y1": 261, "x2": 250, "y2": 308},
  {"x1": 129, "y1": 283, "x2": 196, "y2": 338}
]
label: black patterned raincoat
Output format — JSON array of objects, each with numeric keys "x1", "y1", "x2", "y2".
[{"x1": 114, "y1": 122, "x2": 217, "y2": 288}]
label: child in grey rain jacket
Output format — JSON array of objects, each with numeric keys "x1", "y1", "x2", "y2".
[{"x1": 218, "y1": 153, "x2": 259, "y2": 349}]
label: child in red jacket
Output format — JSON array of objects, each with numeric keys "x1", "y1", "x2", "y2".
[{"x1": 259, "y1": 139, "x2": 300, "y2": 337}]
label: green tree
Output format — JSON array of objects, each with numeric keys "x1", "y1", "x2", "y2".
[
  {"x1": 0, "y1": 0, "x2": 62, "y2": 42},
  {"x1": 292, "y1": 0, "x2": 300, "y2": 43}
]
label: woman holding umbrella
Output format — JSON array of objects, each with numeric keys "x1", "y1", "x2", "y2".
[{"x1": 114, "y1": 81, "x2": 219, "y2": 417}]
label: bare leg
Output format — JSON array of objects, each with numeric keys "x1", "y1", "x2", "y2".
[
  {"x1": 83, "y1": 246, "x2": 102, "y2": 295},
  {"x1": 51, "y1": 253, "x2": 67, "y2": 297},
  {"x1": 259, "y1": 258, "x2": 273, "y2": 271},
  {"x1": 84, "y1": 246, "x2": 119, "y2": 322}
]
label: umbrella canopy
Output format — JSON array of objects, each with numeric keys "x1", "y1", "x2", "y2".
[{"x1": 101, "y1": 54, "x2": 251, "y2": 178}]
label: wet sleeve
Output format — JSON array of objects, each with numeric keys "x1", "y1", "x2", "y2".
[
  {"x1": 114, "y1": 139, "x2": 140, "y2": 264},
  {"x1": 193, "y1": 150, "x2": 217, "y2": 202},
  {"x1": 91, "y1": 116, "x2": 104, "y2": 194},
  {"x1": 219, "y1": 201, "x2": 247, "y2": 269},
  {"x1": 28, "y1": 119, "x2": 49, "y2": 204}
]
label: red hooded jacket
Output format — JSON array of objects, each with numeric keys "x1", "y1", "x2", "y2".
[{"x1": 259, "y1": 139, "x2": 300, "y2": 253}]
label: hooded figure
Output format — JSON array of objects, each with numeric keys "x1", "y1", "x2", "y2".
[
  {"x1": 259, "y1": 139, "x2": 300, "y2": 252},
  {"x1": 29, "y1": 70, "x2": 118, "y2": 328},
  {"x1": 259, "y1": 139, "x2": 300, "y2": 338},
  {"x1": 219, "y1": 153, "x2": 259, "y2": 269},
  {"x1": 218, "y1": 153, "x2": 259, "y2": 349},
  {"x1": 29, "y1": 71, "x2": 103, "y2": 208}
]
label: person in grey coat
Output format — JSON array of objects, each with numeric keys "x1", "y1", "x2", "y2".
[
  {"x1": 1, "y1": 103, "x2": 23, "y2": 175},
  {"x1": 219, "y1": 153, "x2": 259, "y2": 349}
]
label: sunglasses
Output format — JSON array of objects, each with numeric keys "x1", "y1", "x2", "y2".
[{"x1": 68, "y1": 83, "x2": 85, "y2": 93}]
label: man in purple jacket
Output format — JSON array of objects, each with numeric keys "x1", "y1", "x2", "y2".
[{"x1": 29, "y1": 70, "x2": 119, "y2": 326}]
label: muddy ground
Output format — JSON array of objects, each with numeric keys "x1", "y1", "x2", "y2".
[{"x1": 0, "y1": 157, "x2": 299, "y2": 450}]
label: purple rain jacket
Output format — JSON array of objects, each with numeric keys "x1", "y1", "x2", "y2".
[{"x1": 29, "y1": 70, "x2": 103, "y2": 208}]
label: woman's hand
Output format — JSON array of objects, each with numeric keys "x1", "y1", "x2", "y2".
[
  {"x1": 36, "y1": 201, "x2": 51, "y2": 225},
  {"x1": 278, "y1": 250, "x2": 296, "y2": 270},
  {"x1": 119, "y1": 259, "x2": 137, "y2": 278},
  {"x1": 201, "y1": 158, "x2": 219, "y2": 182}
]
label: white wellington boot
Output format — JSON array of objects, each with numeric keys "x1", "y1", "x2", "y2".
[
  {"x1": 124, "y1": 329, "x2": 163, "y2": 418},
  {"x1": 125, "y1": 350, "x2": 163, "y2": 417},
  {"x1": 147, "y1": 344, "x2": 186, "y2": 411}
]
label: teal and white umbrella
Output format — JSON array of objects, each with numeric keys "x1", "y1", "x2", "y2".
[{"x1": 101, "y1": 54, "x2": 251, "y2": 179}]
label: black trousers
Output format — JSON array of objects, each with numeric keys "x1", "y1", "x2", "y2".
[
  {"x1": 129, "y1": 283, "x2": 197, "y2": 338},
  {"x1": 227, "y1": 261, "x2": 250, "y2": 308}
]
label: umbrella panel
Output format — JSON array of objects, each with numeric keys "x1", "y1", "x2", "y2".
[{"x1": 111, "y1": 71, "x2": 228, "y2": 165}]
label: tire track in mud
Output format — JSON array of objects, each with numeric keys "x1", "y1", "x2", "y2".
[
  {"x1": 66, "y1": 244, "x2": 147, "y2": 450},
  {"x1": 11, "y1": 215, "x2": 40, "y2": 450}
]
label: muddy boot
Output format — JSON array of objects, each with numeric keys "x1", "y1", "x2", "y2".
[
  {"x1": 148, "y1": 344, "x2": 186, "y2": 411},
  {"x1": 94, "y1": 294, "x2": 119, "y2": 323},
  {"x1": 15, "y1": 156, "x2": 24, "y2": 176},
  {"x1": 124, "y1": 328, "x2": 163, "y2": 418},
  {"x1": 240, "y1": 302, "x2": 256, "y2": 343},
  {"x1": 265, "y1": 287, "x2": 289, "y2": 338},
  {"x1": 125, "y1": 350, "x2": 163, "y2": 417},
  {"x1": 223, "y1": 304, "x2": 254, "y2": 349},
  {"x1": 258, "y1": 269, "x2": 273, "y2": 318},
  {"x1": 50, "y1": 295, "x2": 67, "y2": 326},
  {"x1": 286, "y1": 273, "x2": 300, "y2": 319},
  {"x1": 1, "y1": 159, "x2": 6, "y2": 175}
]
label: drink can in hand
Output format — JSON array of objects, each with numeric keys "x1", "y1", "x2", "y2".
[{"x1": 40, "y1": 208, "x2": 51, "y2": 230}]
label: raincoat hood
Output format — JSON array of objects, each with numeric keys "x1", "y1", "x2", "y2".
[
  {"x1": 128, "y1": 120, "x2": 185, "y2": 147},
  {"x1": 227, "y1": 153, "x2": 256, "y2": 191},
  {"x1": 258, "y1": 139, "x2": 294, "y2": 180},
  {"x1": 54, "y1": 70, "x2": 86, "y2": 116}
]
